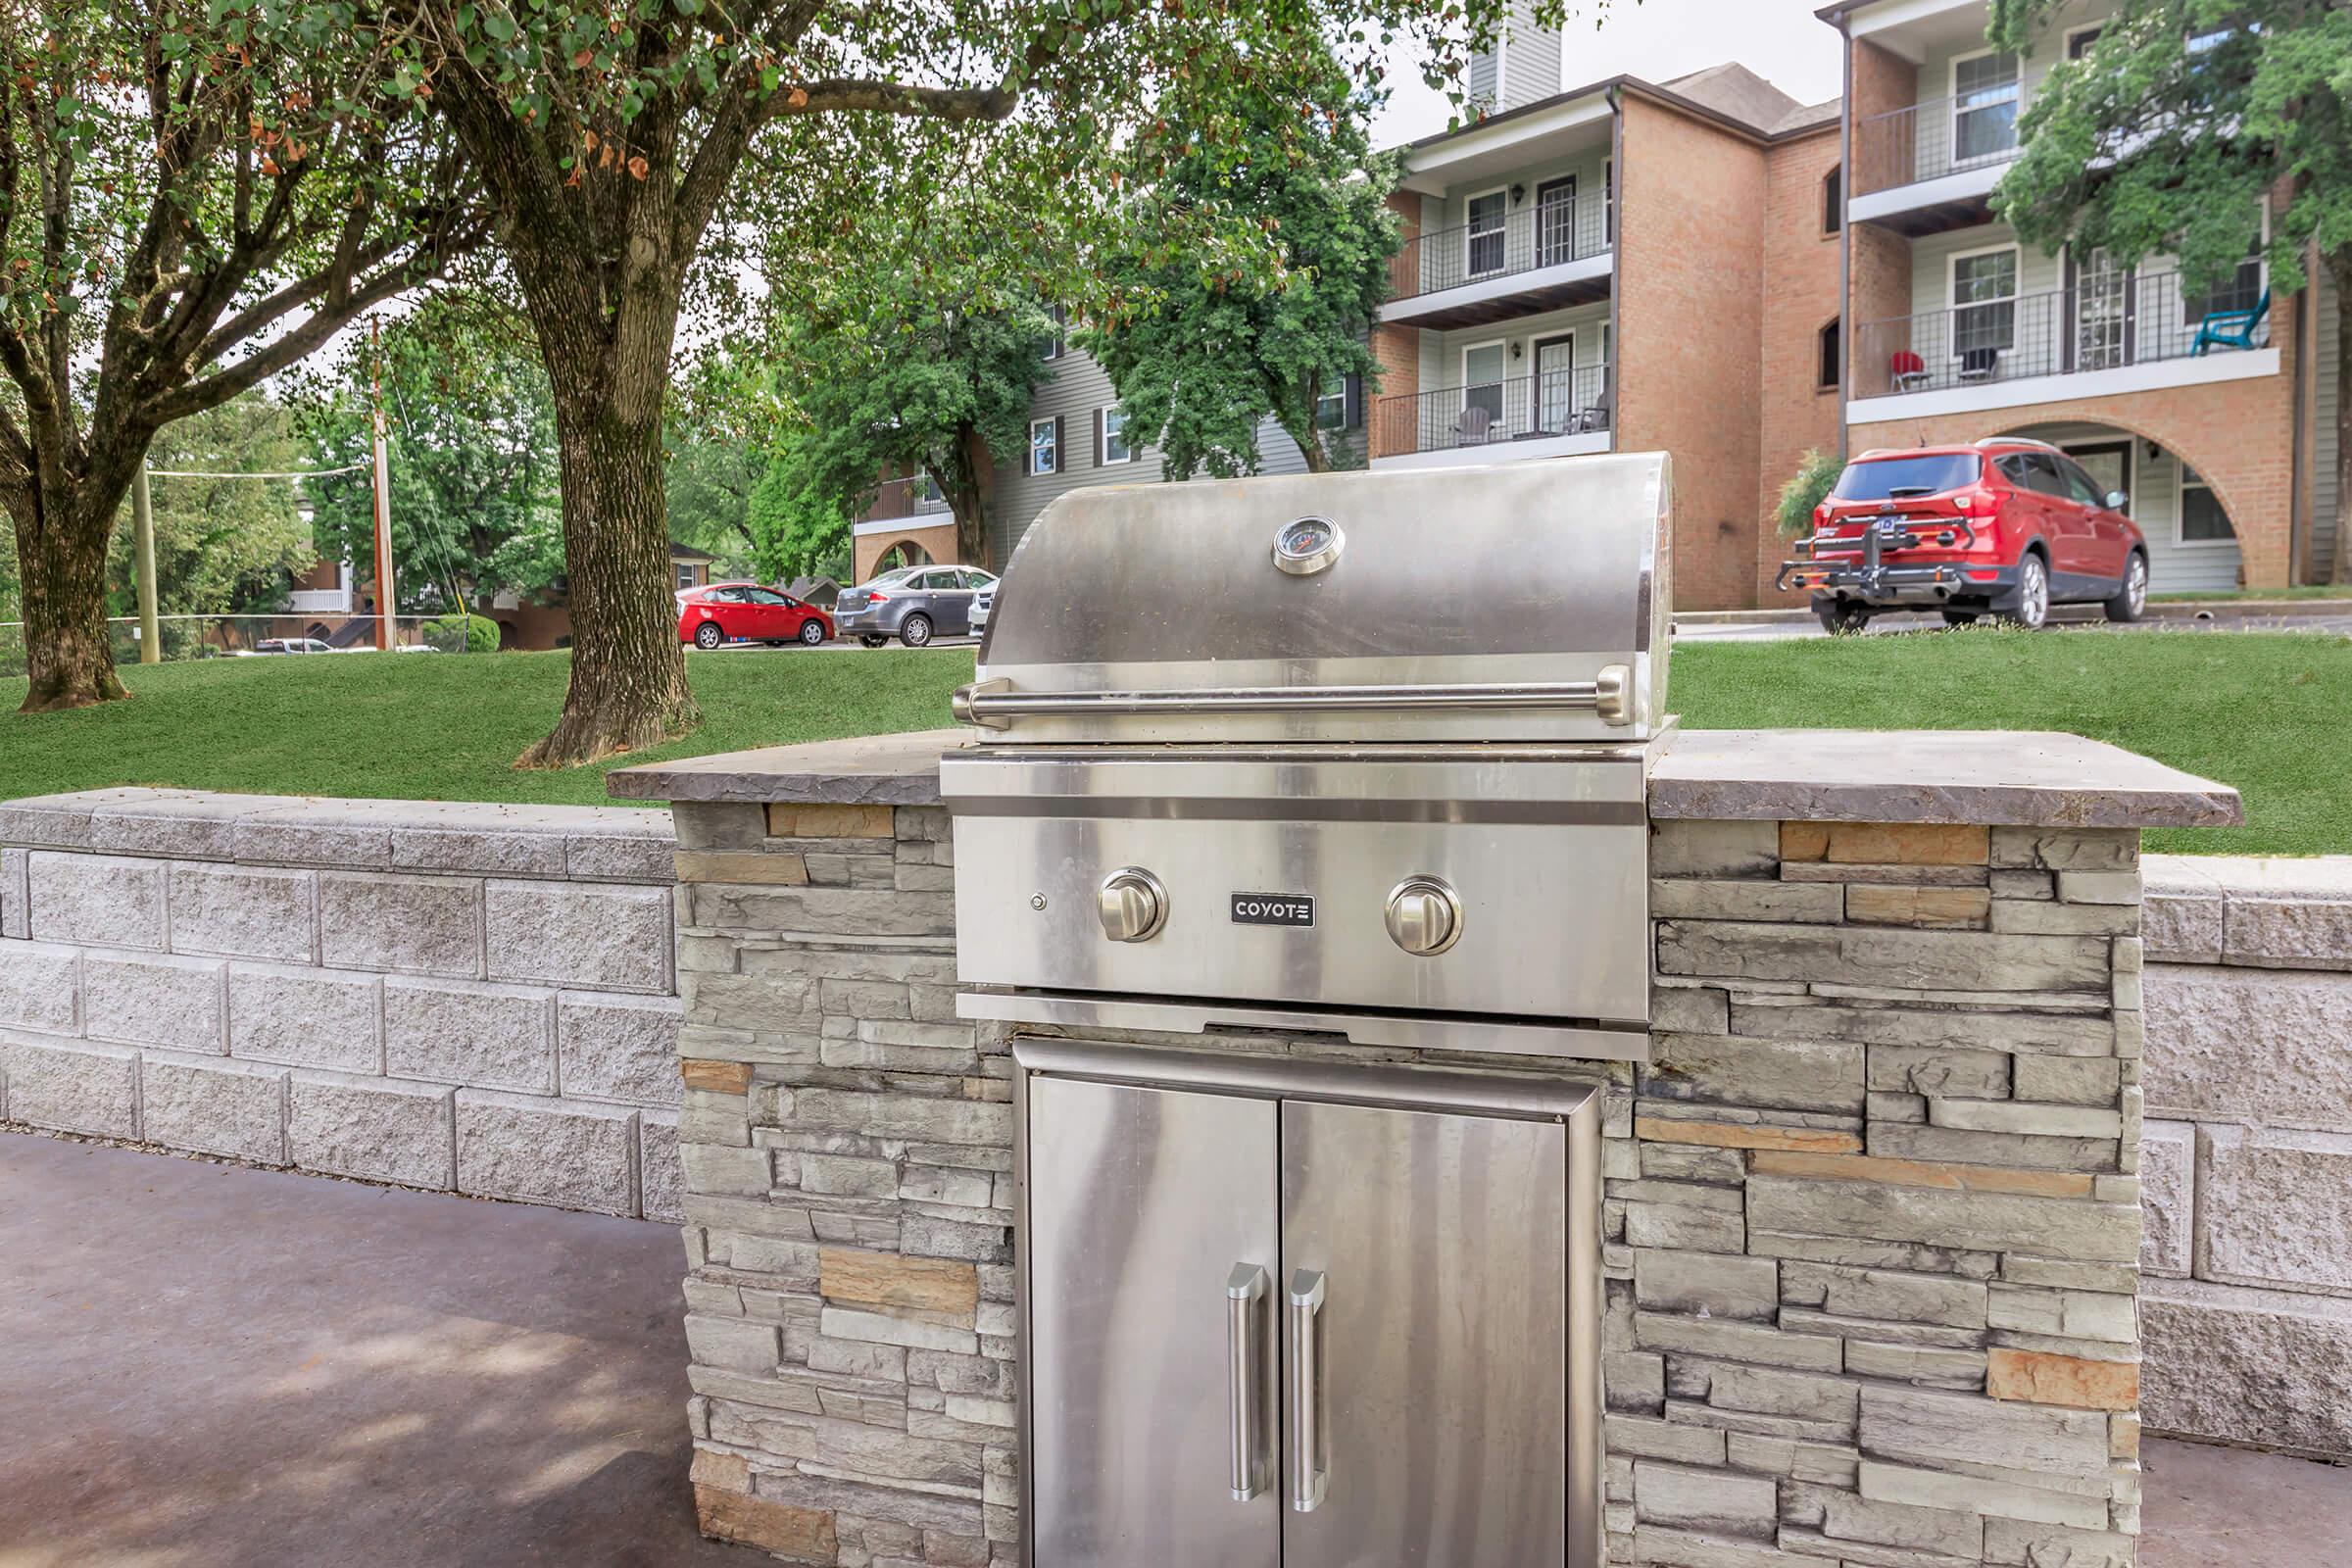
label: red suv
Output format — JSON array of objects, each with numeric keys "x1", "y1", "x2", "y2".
[
  {"x1": 676, "y1": 583, "x2": 834, "y2": 649},
  {"x1": 1781, "y1": 439, "x2": 2149, "y2": 633}
]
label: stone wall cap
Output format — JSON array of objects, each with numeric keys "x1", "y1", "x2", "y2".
[
  {"x1": 607, "y1": 728, "x2": 965, "y2": 806},
  {"x1": 0, "y1": 789, "x2": 673, "y2": 869},
  {"x1": 1647, "y1": 729, "x2": 2242, "y2": 829}
]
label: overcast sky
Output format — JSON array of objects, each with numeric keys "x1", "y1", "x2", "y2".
[{"x1": 1370, "y1": 0, "x2": 1844, "y2": 148}]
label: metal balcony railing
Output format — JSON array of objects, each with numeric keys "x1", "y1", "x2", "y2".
[
  {"x1": 1851, "y1": 73, "x2": 2047, "y2": 197},
  {"x1": 1853, "y1": 268, "x2": 2269, "y2": 399},
  {"x1": 1375, "y1": 365, "x2": 1611, "y2": 457},
  {"x1": 859, "y1": 475, "x2": 953, "y2": 524},
  {"x1": 1390, "y1": 194, "x2": 1610, "y2": 301}
]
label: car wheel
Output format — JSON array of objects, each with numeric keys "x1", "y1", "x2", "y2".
[
  {"x1": 900, "y1": 613, "x2": 933, "y2": 648},
  {"x1": 859, "y1": 634, "x2": 889, "y2": 649},
  {"x1": 1998, "y1": 554, "x2": 2050, "y2": 630},
  {"x1": 693, "y1": 621, "x2": 724, "y2": 650},
  {"x1": 1816, "y1": 602, "x2": 1872, "y2": 635},
  {"x1": 800, "y1": 619, "x2": 827, "y2": 646},
  {"x1": 1940, "y1": 610, "x2": 1980, "y2": 627},
  {"x1": 2104, "y1": 553, "x2": 2148, "y2": 623}
]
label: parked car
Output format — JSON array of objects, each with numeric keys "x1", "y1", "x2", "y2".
[
  {"x1": 251, "y1": 638, "x2": 335, "y2": 656},
  {"x1": 675, "y1": 582, "x2": 834, "y2": 650},
  {"x1": 968, "y1": 579, "x2": 996, "y2": 637},
  {"x1": 1784, "y1": 438, "x2": 2148, "y2": 633},
  {"x1": 832, "y1": 565, "x2": 999, "y2": 648}
]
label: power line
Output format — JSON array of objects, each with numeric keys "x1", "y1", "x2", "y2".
[{"x1": 143, "y1": 463, "x2": 370, "y2": 480}]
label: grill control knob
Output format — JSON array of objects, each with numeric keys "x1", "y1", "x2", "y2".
[
  {"x1": 1098, "y1": 867, "x2": 1168, "y2": 943},
  {"x1": 1385, "y1": 877, "x2": 1463, "y2": 956}
]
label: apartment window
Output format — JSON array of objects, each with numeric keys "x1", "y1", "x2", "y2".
[
  {"x1": 1951, "y1": 247, "x2": 2020, "y2": 356},
  {"x1": 1603, "y1": 160, "x2": 1615, "y2": 243},
  {"x1": 1315, "y1": 383, "x2": 1347, "y2": 430},
  {"x1": 1822, "y1": 165, "x2": 1842, "y2": 234},
  {"x1": 1951, "y1": 51, "x2": 2022, "y2": 166},
  {"x1": 1465, "y1": 190, "x2": 1507, "y2": 277},
  {"x1": 676, "y1": 564, "x2": 697, "y2": 591},
  {"x1": 1042, "y1": 303, "x2": 1067, "y2": 361},
  {"x1": 2179, "y1": 465, "x2": 2234, "y2": 544},
  {"x1": 1096, "y1": 406, "x2": 1135, "y2": 465},
  {"x1": 1816, "y1": 320, "x2": 1841, "y2": 391},
  {"x1": 1029, "y1": 416, "x2": 1059, "y2": 475},
  {"x1": 2066, "y1": 24, "x2": 2105, "y2": 59},
  {"x1": 2181, "y1": 249, "x2": 2266, "y2": 325}
]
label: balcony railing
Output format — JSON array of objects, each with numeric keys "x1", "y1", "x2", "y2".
[
  {"x1": 1391, "y1": 195, "x2": 1609, "y2": 302},
  {"x1": 859, "y1": 475, "x2": 953, "y2": 524},
  {"x1": 1852, "y1": 73, "x2": 2047, "y2": 198},
  {"x1": 1376, "y1": 365, "x2": 1611, "y2": 457},
  {"x1": 1853, "y1": 268, "x2": 2269, "y2": 400}
]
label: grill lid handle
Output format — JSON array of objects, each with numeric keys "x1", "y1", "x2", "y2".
[{"x1": 953, "y1": 666, "x2": 1636, "y2": 731}]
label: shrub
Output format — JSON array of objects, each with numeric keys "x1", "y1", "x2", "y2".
[
  {"x1": 1776, "y1": 448, "x2": 1842, "y2": 538},
  {"x1": 423, "y1": 613, "x2": 500, "y2": 654}
]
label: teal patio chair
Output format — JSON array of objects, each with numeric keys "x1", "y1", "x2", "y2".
[{"x1": 2192, "y1": 289, "x2": 2269, "y2": 355}]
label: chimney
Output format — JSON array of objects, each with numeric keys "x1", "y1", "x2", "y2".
[{"x1": 1467, "y1": 3, "x2": 1563, "y2": 115}]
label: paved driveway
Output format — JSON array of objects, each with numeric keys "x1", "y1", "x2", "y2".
[{"x1": 1677, "y1": 606, "x2": 2352, "y2": 643}]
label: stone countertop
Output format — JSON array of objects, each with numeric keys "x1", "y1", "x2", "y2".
[
  {"x1": 606, "y1": 728, "x2": 965, "y2": 806},
  {"x1": 1649, "y1": 729, "x2": 2242, "y2": 829}
]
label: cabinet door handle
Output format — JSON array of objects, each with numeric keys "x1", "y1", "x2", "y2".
[
  {"x1": 1226, "y1": 1263, "x2": 1269, "y2": 1501},
  {"x1": 1288, "y1": 1268, "x2": 1328, "y2": 1513}
]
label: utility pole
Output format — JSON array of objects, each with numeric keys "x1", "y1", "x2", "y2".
[
  {"x1": 132, "y1": 463, "x2": 161, "y2": 664},
  {"x1": 369, "y1": 318, "x2": 396, "y2": 650}
]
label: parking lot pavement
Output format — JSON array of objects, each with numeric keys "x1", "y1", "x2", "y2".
[
  {"x1": 1676, "y1": 607, "x2": 2352, "y2": 642},
  {"x1": 700, "y1": 634, "x2": 979, "y2": 653}
]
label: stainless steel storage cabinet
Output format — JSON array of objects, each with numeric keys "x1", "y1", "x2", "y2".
[{"x1": 1014, "y1": 1042, "x2": 1605, "y2": 1568}]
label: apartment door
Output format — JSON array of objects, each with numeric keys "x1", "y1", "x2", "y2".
[
  {"x1": 1461, "y1": 342, "x2": 1508, "y2": 443},
  {"x1": 1533, "y1": 334, "x2": 1578, "y2": 433},
  {"x1": 2066, "y1": 248, "x2": 2135, "y2": 371},
  {"x1": 1535, "y1": 176, "x2": 1578, "y2": 268}
]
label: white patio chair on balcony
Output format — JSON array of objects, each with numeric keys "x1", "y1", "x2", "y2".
[{"x1": 1458, "y1": 405, "x2": 1496, "y2": 446}]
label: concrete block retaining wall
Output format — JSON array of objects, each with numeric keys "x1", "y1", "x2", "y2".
[
  {"x1": 2140, "y1": 855, "x2": 2352, "y2": 1460},
  {"x1": 0, "y1": 790, "x2": 684, "y2": 1221}
]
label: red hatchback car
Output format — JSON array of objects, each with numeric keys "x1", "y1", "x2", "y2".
[
  {"x1": 1781, "y1": 439, "x2": 2149, "y2": 633},
  {"x1": 676, "y1": 582, "x2": 834, "y2": 649}
]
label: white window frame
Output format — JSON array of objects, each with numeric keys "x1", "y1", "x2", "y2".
[
  {"x1": 1530, "y1": 330, "x2": 1578, "y2": 430},
  {"x1": 1948, "y1": 47, "x2": 2023, "y2": 171},
  {"x1": 1602, "y1": 159, "x2": 1614, "y2": 244},
  {"x1": 2063, "y1": 22, "x2": 2106, "y2": 60},
  {"x1": 1532, "y1": 174, "x2": 1578, "y2": 267},
  {"x1": 1099, "y1": 405, "x2": 1137, "y2": 465},
  {"x1": 1458, "y1": 337, "x2": 1510, "y2": 429},
  {"x1": 1463, "y1": 186, "x2": 1510, "y2": 278},
  {"x1": 1945, "y1": 242, "x2": 2022, "y2": 364},
  {"x1": 675, "y1": 564, "x2": 697, "y2": 591},
  {"x1": 1029, "y1": 416, "x2": 1058, "y2": 476},
  {"x1": 2174, "y1": 462, "x2": 2235, "y2": 549},
  {"x1": 1313, "y1": 381, "x2": 1348, "y2": 431},
  {"x1": 1042, "y1": 304, "x2": 1066, "y2": 362}
]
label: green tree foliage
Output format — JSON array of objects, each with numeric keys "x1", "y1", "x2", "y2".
[
  {"x1": 754, "y1": 251, "x2": 1053, "y2": 578},
  {"x1": 423, "y1": 612, "x2": 500, "y2": 652},
  {"x1": 384, "y1": 0, "x2": 1559, "y2": 765},
  {"x1": 0, "y1": 1, "x2": 487, "y2": 711},
  {"x1": 114, "y1": 400, "x2": 318, "y2": 624},
  {"x1": 1081, "y1": 51, "x2": 1401, "y2": 477},
  {"x1": 1777, "y1": 449, "x2": 1843, "y2": 538},
  {"x1": 1990, "y1": 0, "x2": 2352, "y2": 580},
  {"x1": 665, "y1": 349, "x2": 784, "y2": 573},
  {"x1": 299, "y1": 292, "x2": 563, "y2": 614}
]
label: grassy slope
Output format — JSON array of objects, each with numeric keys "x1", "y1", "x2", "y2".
[
  {"x1": 1671, "y1": 628, "x2": 2350, "y2": 856},
  {"x1": 0, "y1": 649, "x2": 976, "y2": 808},
  {"x1": 3, "y1": 629, "x2": 2342, "y2": 853}
]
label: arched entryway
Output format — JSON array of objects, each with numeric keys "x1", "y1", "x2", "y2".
[
  {"x1": 872, "y1": 539, "x2": 934, "y2": 573},
  {"x1": 2005, "y1": 420, "x2": 2243, "y2": 595}
]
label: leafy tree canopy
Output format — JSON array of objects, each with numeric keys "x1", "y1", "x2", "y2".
[
  {"x1": 296, "y1": 290, "x2": 564, "y2": 614},
  {"x1": 1080, "y1": 48, "x2": 1401, "y2": 477},
  {"x1": 665, "y1": 348, "x2": 785, "y2": 575},
  {"x1": 1, "y1": 0, "x2": 488, "y2": 709},
  {"x1": 114, "y1": 398, "x2": 319, "y2": 624}
]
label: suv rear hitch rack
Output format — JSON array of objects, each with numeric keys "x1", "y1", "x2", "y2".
[{"x1": 1777, "y1": 517, "x2": 1977, "y2": 595}]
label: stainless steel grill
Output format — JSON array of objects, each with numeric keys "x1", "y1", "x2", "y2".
[{"x1": 947, "y1": 455, "x2": 1671, "y2": 1568}]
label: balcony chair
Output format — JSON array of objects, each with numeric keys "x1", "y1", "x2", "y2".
[
  {"x1": 1457, "y1": 404, "x2": 1496, "y2": 446},
  {"x1": 1957, "y1": 347, "x2": 2000, "y2": 383},
  {"x1": 1572, "y1": 388, "x2": 1614, "y2": 434},
  {"x1": 2192, "y1": 289, "x2": 2269, "y2": 355},
  {"x1": 1889, "y1": 351, "x2": 1929, "y2": 393}
]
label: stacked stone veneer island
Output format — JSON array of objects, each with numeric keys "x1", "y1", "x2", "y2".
[
  {"x1": 0, "y1": 789, "x2": 683, "y2": 1219},
  {"x1": 613, "y1": 728, "x2": 2246, "y2": 1568}
]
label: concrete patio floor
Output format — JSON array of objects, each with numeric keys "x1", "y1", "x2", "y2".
[{"x1": 3, "y1": 1132, "x2": 2348, "y2": 1567}]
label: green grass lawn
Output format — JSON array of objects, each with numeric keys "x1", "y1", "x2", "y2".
[{"x1": 3, "y1": 628, "x2": 2344, "y2": 854}]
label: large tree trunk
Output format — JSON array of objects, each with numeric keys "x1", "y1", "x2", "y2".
[
  {"x1": 9, "y1": 471, "x2": 131, "y2": 713},
  {"x1": 516, "y1": 354, "x2": 700, "y2": 767},
  {"x1": 938, "y1": 426, "x2": 996, "y2": 565},
  {"x1": 2331, "y1": 253, "x2": 2352, "y2": 587}
]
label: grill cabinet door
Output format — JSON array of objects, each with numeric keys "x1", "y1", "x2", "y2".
[
  {"x1": 1281, "y1": 1101, "x2": 1572, "y2": 1568},
  {"x1": 1028, "y1": 1076, "x2": 1280, "y2": 1566}
]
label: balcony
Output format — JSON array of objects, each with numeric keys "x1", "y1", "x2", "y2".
[
  {"x1": 1851, "y1": 268, "x2": 2278, "y2": 420},
  {"x1": 1371, "y1": 365, "x2": 1612, "y2": 469},
  {"x1": 854, "y1": 475, "x2": 953, "y2": 532},
  {"x1": 1382, "y1": 196, "x2": 1611, "y2": 331},
  {"x1": 1850, "y1": 74, "x2": 2046, "y2": 234}
]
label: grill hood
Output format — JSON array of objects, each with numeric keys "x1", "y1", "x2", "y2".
[{"x1": 954, "y1": 454, "x2": 1672, "y2": 746}]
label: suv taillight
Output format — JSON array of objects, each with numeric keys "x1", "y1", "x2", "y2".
[
  {"x1": 1953, "y1": 486, "x2": 1998, "y2": 516},
  {"x1": 1812, "y1": 503, "x2": 1832, "y2": 530}
]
